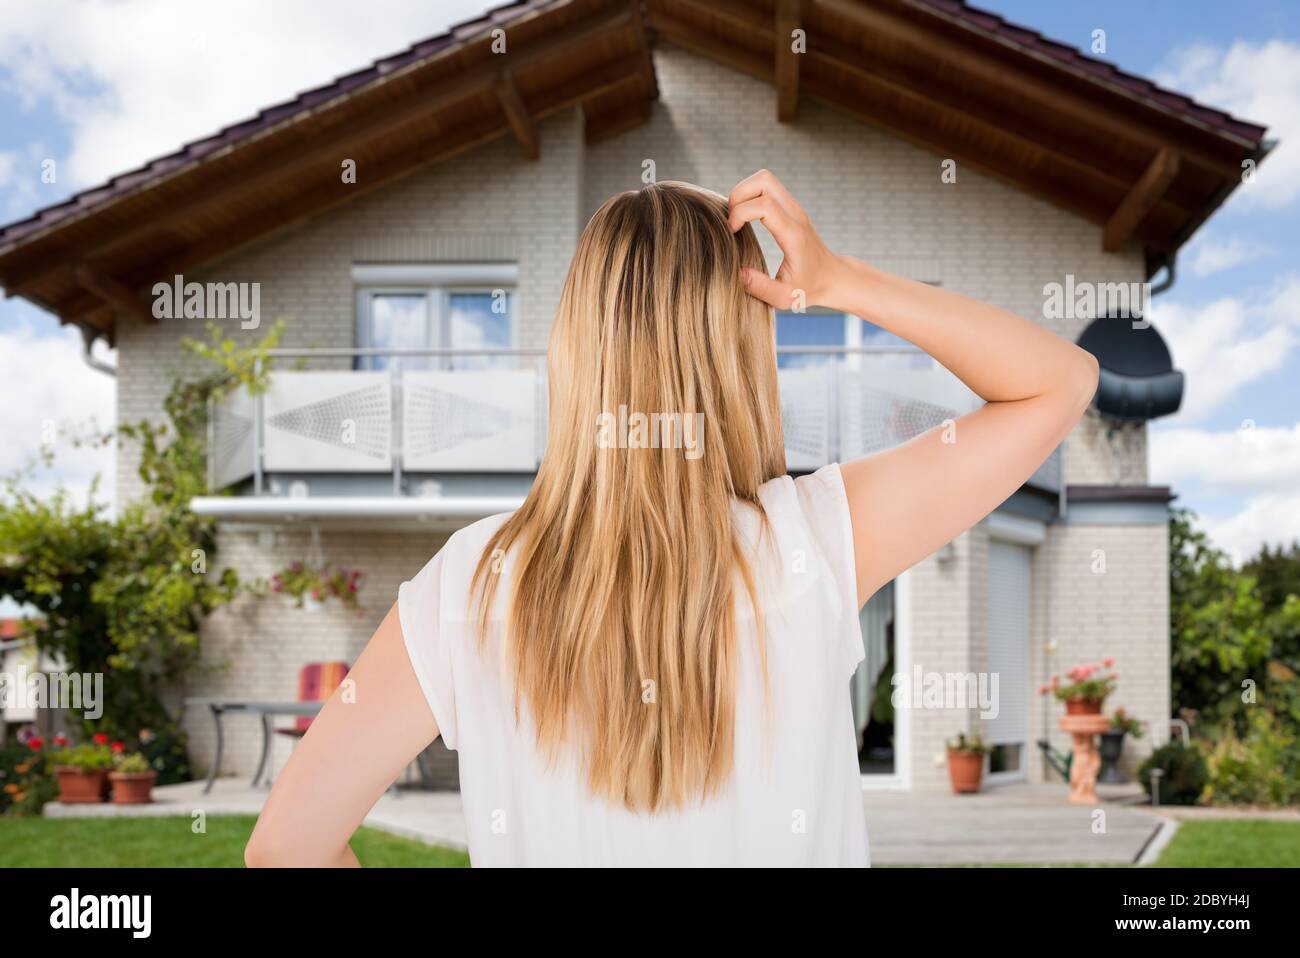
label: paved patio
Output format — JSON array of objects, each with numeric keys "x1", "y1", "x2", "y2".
[
  {"x1": 45, "y1": 778, "x2": 1171, "y2": 865},
  {"x1": 862, "y1": 783, "x2": 1164, "y2": 865}
]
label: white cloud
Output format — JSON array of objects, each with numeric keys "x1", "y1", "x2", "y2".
[
  {"x1": 1150, "y1": 276, "x2": 1300, "y2": 421},
  {"x1": 1184, "y1": 234, "x2": 1268, "y2": 278},
  {"x1": 1199, "y1": 494, "x2": 1300, "y2": 565},
  {"x1": 1151, "y1": 422, "x2": 1300, "y2": 495},
  {"x1": 0, "y1": 0, "x2": 495, "y2": 192},
  {"x1": 0, "y1": 323, "x2": 116, "y2": 512},
  {"x1": 1155, "y1": 39, "x2": 1300, "y2": 209},
  {"x1": 1150, "y1": 419, "x2": 1300, "y2": 565}
]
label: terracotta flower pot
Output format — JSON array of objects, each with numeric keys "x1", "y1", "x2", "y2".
[
  {"x1": 109, "y1": 770, "x2": 158, "y2": 804},
  {"x1": 1065, "y1": 698, "x2": 1104, "y2": 715},
  {"x1": 947, "y1": 750, "x2": 984, "y2": 794},
  {"x1": 55, "y1": 766, "x2": 109, "y2": 804}
]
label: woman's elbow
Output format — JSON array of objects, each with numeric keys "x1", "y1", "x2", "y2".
[
  {"x1": 1066, "y1": 347, "x2": 1100, "y2": 411},
  {"x1": 244, "y1": 829, "x2": 282, "y2": 868},
  {"x1": 245, "y1": 820, "x2": 302, "y2": 868}
]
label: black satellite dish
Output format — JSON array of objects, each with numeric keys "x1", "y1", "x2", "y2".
[{"x1": 1076, "y1": 315, "x2": 1184, "y2": 422}]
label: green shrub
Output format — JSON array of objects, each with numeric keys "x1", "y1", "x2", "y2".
[
  {"x1": 50, "y1": 742, "x2": 114, "y2": 772},
  {"x1": 112, "y1": 752, "x2": 152, "y2": 774},
  {"x1": 0, "y1": 744, "x2": 56, "y2": 816},
  {"x1": 1138, "y1": 742, "x2": 1209, "y2": 806},
  {"x1": 1205, "y1": 710, "x2": 1300, "y2": 807}
]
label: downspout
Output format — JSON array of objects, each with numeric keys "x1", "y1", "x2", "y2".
[
  {"x1": 1148, "y1": 252, "x2": 1177, "y2": 298},
  {"x1": 78, "y1": 323, "x2": 117, "y2": 377}
]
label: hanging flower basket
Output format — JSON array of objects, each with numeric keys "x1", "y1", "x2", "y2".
[{"x1": 270, "y1": 562, "x2": 364, "y2": 613}]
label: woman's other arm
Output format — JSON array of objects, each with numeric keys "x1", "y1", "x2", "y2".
[{"x1": 244, "y1": 604, "x2": 439, "y2": 867}]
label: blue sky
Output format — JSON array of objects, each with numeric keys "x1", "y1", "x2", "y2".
[{"x1": 1, "y1": 0, "x2": 1297, "y2": 564}]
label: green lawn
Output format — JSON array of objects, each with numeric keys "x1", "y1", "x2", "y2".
[
  {"x1": 0, "y1": 815, "x2": 469, "y2": 868},
  {"x1": 3, "y1": 815, "x2": 1295, "y2": 867},
  {"x1": 1152, "y1": 819, "x2": 1300, "y2": 868}
]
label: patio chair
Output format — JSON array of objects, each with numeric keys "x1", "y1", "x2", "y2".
[
  {"x1": 271, "y1": 660, "x2": 435, "y2": 794},
  {"x1": 258, "y1": 661, "x2": 349, "y2": 784},
  {"x1": 275, "y1": 661, "x2": 350, "y2": 740}
]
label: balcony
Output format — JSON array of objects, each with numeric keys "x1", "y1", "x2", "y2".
[{"x1": 193, "y1": 346, "x2": 1060, "y2": 525}]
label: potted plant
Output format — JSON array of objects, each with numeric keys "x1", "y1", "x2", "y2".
[
  {"x1": 1039, "y1": 658, "x2": 1119, "y2": 715},
  {"x1": 1099, "y1": 706, "x2": 1145, "y2": 784},
  {"x1": 109, "y1": 752, "x2": 159, "y2": 804},
  {"x1": 946, "y1": 732, "x2": 991, "y2": 794},
  {"x1": 50, "y1": 734, "x2": 114, "y2": 804},
  {"x1": 270, "y1": 562, "x2": 364, "y2": 613}
]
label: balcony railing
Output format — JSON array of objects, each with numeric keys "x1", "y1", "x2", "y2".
[{"x1": 208, "y1": 346, "x2": 1061, "y2": 498}]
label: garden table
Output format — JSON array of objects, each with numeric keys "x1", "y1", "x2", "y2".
[{"x1": 186, "y1": 698, "x2": 323, "y2": 794}]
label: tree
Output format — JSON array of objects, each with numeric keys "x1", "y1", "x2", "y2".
[
  {"x1": 1170, "y1": 508, "x2": 1300, "y2": 735},
  {"x1": 0, "y1": 323, "x2": 281, "y2": 780}
]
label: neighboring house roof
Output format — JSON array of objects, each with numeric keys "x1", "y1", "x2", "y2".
[
  {"x1": 1, "y1": 618, "x2": 30, "y2": 640},
  {"x1": 0, "y1": 0, "x2": 1270, "y2": 343}
]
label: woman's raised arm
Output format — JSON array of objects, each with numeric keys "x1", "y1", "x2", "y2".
[{"x1": 729, "y1": 170, "x2": 1099, "y2": 607}]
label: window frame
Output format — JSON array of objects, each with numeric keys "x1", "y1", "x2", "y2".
[{"x1": 353, "y1": 264, "x2": 519, "y2": 370}]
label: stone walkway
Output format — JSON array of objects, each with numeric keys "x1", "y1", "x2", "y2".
[
  {"x1": 47, "y1": 779, "x2": 1168, "y2": 865},
  {"x1": 862, "y1": 783, "x2": 1162, "y2": 865}
]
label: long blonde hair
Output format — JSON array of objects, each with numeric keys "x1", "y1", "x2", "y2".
[{"x1": 469, "y1": 181, "x2": 786, "y2": 811}]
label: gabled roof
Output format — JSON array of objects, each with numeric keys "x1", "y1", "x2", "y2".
[{"x1": 0, "y1": 0, "x2": 1270, "y2": 343}]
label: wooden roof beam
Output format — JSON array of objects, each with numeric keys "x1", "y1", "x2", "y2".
[
  {"x1": 73, "y1": 264, "x2": 156, "y2": 325},
  {"x1": 817, "y1": 0, "x2": 1244, "y2": 181},
  {"x1": 775, "y1": 0, "x2": 802, "y2": 123},
  {"x1": 1103, "y1": 148, "x2": 1181, "y2": 252},
  {"x1": 496, "y1": 71, "x2": 539, "y2": 160},
  {"x1": 60, "y1": 57, "x2": 651, "y2": 314},
  {"x1": 63, "y1": 4, "x2": 636, "y2": 269}
]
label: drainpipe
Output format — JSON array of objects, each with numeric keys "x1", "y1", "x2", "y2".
[
  {"x1": 78, "y1": 324, "x2": 117, "y2": 377},
  {"x1": 1148, "y1": 252, "x2": 1177, "y2": 298}
]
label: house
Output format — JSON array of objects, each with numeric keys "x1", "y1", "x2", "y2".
[{"x1": 0, "y1": 0, "x2": 1268, "y2": 793}]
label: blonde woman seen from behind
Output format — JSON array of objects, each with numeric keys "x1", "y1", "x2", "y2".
[{"x1": 246, "y1": 171, "x2": 1098, "y2": 868}]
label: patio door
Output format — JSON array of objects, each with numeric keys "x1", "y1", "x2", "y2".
[{"x1": 986, "y1": 538, "x2": 1032, "y2": 783}]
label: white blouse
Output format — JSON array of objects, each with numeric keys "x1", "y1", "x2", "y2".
[{"x1": 398, "y1": 463, "x2": 869, "y2": 867}]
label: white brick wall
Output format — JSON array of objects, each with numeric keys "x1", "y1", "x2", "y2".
[
  {"x1": 1033, "y1": 521, "x2": 1171, "y2": 779},
  {"x1": 112, "y1": 45, "x2": 1166, "y2": 788}
]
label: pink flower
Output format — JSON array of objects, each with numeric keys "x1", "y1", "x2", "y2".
[{"x1": 1102, "y1": 657, "x2": 1115, "y2": 668}]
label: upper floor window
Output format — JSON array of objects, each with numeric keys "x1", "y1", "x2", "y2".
[
  {"x1": 775, "y1": 308, "x2": 919, "y2": 369},
  {"x1": 353, "y1": 264, "x2": 516, "y2": 371}
]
